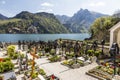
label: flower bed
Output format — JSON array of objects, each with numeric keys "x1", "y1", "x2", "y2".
[
  {"x1": 48, "y1": 55, "x2": 61, "y2": 62},
  {"x1": 87, "y1": 60, "x2": 120, "y2": 80},
  {"x1": 86, "y1": 66, "x2": 113, "y2": 80},
  {"x1": 100, "y1": 61, "x2": 120, "y2": 75},
  {"x1": 24, "y1": 67, "x2": 46, "y2": 80},
  {"x1": 65, "y1": 52, "x2": 75, "y2": 59},
  {"x1": 23, "y1": 66, "x2": 60, "y2": 80},
  {"x1": 46, "y1": 74, "x2": 60, "y2": 80},
  {"x1": 61, "y1": 59, "x2": 84, "y2": 69}
]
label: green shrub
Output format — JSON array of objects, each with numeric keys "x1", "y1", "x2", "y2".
[
  {"x1": 68, "y1": 60, "x2": 74, "y2": 66},
  {"x1": 20, "y1": 54, "x2": 24, "y2": 58},
  {"x1": 3, "y1": 57, "x2": 11, "y2": 62},
  {"x1": 39, "y1": 69, "x2": 46, "y2": 75},
  {"x1": 66, "y1": 52, "x2": 75, "y2": 58},
  {"x1": 87, "y1": 50, "x2": 94, "y2": 56},
  {"x1": 46, "y1": 54, "x2": 50, "y2": 57},
  {"x1": 7, "y1": 45, "x2": 20, "y2": 59},
  {"x1": 0, "y1": 62, "x2": 4, "y2": 73},
  {"x1": 63, "y1": 60, "x2": 69, "y2": 65},
  {"x1": 63, "y1": 60, "x2": 84, "y2": 66},
  {"x1": 13, "y1": 54, "x2": 19, "y2": 59},
  {"x1": 96, "y1": 66, "x2": 101, "y2": 69},
  {"x1": 44, "y1": 47, "x2": 50, "y2": 53},
  {"x1": 0, "y1": 61, "x2": 14, "y2": 73},
  {"x1": 94, "y1": 50, "x2": 101, "y2": 57},
  {"x1": 69, "y1": 52, "x2": 75, "y2": 57},
  {"x1": 38, "y1": 52, "x2": 43, "y2": 57},
  {"x1": 7, "y1": 45, "x2": 15, "y2": 58},
  {"x1": 77, "y1": 60, "x2": 83, "y2": 65},
  {"x1": 50, "y1": 49, "x2": 55, "y2": 55},
  {"x1": 48, "y1": 55, "x2": 60, "y2": 62},
  {"x1": 70, "y1": 48, "x2": 74, "y2": 52},
  {"x1": 4, "y1": 61, "x2": 14, "y2": 71},
  {"x1": 31, "y1": 72, "x2": 38, "y2": 79}
]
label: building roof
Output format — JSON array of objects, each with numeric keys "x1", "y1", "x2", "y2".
[{"x1": 109, "y1": 22, "x2": 120, "y2": 31}]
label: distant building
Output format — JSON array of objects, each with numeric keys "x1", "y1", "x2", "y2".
[{"x1": 109, "y1": 22, "x2": 120, "y2": 48}]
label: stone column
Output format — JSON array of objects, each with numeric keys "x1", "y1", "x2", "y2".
[
  {"x1": 110, "y1": 30, "x2": 114, "y2": 48},
  {"x1": 117, "y1": 30, "x2": 120, "y2": 48}
]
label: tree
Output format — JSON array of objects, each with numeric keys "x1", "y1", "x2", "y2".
[{"x1": 90, "y1": 16, "x2": 120, "y2": 41}]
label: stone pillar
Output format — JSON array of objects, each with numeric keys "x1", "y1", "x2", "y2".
[
  {"x1": 110, "y1": 30, "x2": 114, "y2": 48},
  {"x1": 117, "y1": 30, "x2": 120, "y2": 48}
]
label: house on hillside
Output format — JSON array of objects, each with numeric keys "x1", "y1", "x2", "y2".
[{"x1": 109, "y1": 22, "x2": 120, "y2": 48}]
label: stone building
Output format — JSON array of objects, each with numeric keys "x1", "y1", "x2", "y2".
[{"x1": 109, "y1": 22, "x2": 120, "y2": 47}]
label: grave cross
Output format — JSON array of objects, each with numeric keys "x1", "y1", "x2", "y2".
[{"x1": 30, "y1": 47, "x2": 39, "y2": 80}]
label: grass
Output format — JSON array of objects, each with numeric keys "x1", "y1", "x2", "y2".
[{"x1": 0, "y1": 18, "x2": 21, "y2": 24}]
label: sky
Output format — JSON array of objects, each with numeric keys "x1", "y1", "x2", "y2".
[{"x1": 0, "y1": 0, "x2": 119, "y2": 17}]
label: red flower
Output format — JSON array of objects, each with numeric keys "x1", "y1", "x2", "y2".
[{"x1": 51, "y1": 74, "x2": 55, "y2": 80}]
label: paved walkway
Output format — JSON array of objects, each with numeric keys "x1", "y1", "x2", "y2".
[{"x1": 35, "y1": 58, "x2": 98, "y2": 80}]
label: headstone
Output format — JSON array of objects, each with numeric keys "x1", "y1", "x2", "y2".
[{"x1": 112, "y1": 75, "x2": 120, "y2": 80}]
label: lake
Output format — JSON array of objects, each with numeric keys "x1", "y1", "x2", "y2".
[{"x1": 0, "y1": 33, "x2": 90, "y2": 42}]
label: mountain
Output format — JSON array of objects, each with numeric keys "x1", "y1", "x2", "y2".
[
  {"x1": 0, "y1": 13, "x2": 8, "y2": 20},
  {"x1": 113, "y1": 11, "x2": 120, "y2": 18},
  {"x1": 56, "y1": 9, "x2": 107, "y2": 33},
  {"x1": 0, "y1": 11, "x2": 69, "y2": 34},
  {"x1": 55, "y1": 15, "x2": 71, "y2": 24},
  {"x1": 0, "y1": 9, "x2": 108, "y2": 34},
  {"x1": 14, "y1": 11, "x2": 34, "y2": 19}
]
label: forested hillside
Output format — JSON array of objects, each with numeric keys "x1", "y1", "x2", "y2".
[{"x1": 0, "y1": 11, "x2": 69, "y2": 34}]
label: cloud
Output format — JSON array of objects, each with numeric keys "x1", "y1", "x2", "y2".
[
  {"x1": 39, "y1": 2, "x2": 54, "y2": 13},
  {"x1": 41, "y1": 2, "x2": 54, "y2": 7},
  {"x1": 1, "y1": 0, "x2": 6, "y2": 4},
  {"x1": 89, "y1": 2, "x2": 105, "y2": 7}
]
